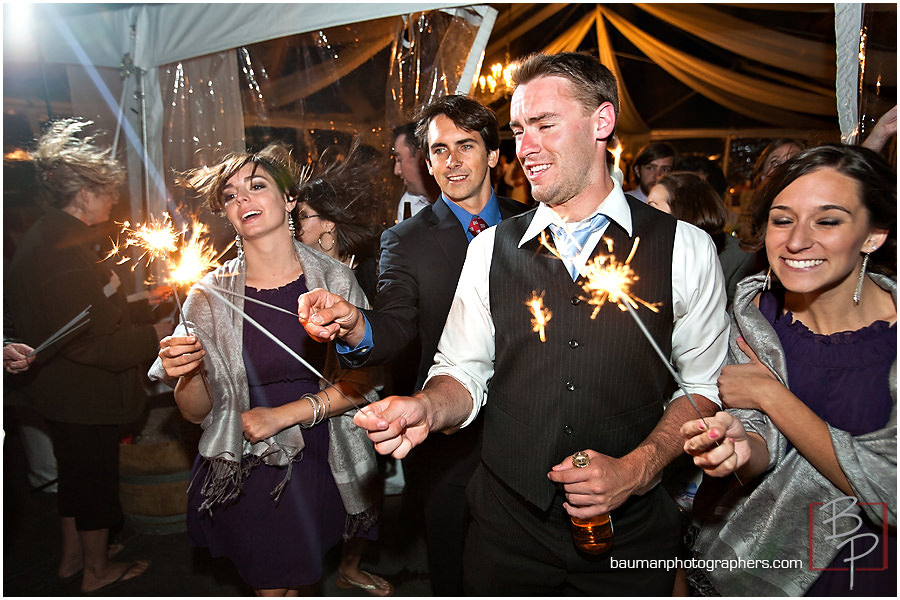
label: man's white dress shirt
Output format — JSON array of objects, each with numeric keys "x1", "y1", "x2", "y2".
[{"x1": 426, "y1": 177, "x2": 729, "y2": 427}]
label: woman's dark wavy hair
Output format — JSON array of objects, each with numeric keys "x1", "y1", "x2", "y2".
[
  {"x1": 653, "y1": 172, "x2": 727, "y2": 253},
  {"x1": 747, "y1": 143, "x2": 896, "y2": 276},
  {"x1": 175, "y1": 144, "x2": 301, "y2": 214},
  {"x1": 293, "y1": 139, "x2": 381, "y2": 261}
]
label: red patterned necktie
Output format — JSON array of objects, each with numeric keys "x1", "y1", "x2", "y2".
[{"x1": 468, "y1": 215, "x2": 489, "y2": 237}]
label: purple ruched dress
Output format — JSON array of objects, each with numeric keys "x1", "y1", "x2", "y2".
[
  {"x1": 185, "y1": 275, "x2": 375, "y2": 589},
  {"x1": 761, "y1": 292, "x2": 896, "y2": 597}
]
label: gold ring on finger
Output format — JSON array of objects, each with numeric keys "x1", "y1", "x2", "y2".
[{"x1": 572, "y1": 451, "x2": 590, "y2": 468}]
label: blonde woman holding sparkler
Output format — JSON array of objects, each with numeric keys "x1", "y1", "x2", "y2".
[
  {"x1": 682, "y1": 144, "x2": 896, "y2": 596},
  {"x1": 6, "y1": 119, "x2": 173, "y2": 594},
  {"x1": 149, "y1": 144, "x2": 383, "y2": 597}
]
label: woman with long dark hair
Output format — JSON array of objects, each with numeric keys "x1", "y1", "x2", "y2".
[{"x1": 682, "y1": 144, "x2": 896, "y2": 596}]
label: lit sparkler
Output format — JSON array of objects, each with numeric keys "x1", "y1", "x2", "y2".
[
  {"x1": 577, "y1": 236, "x2": 742, "y2": 484},
  {"x1": 526, "y1": 291, "x2": 552, "y2": 343},
  {"x1": 579, "y1": 237, "x2": 661, "y2": 317},
  {"x1": 169, "y1": 218, "x2": 222, "y2": 286},
  {"x1": 574, "y1": 237, "x2": 706, "y2": 419},
  {"x1": 611, "y1": 142, "x2": 623, "y2": 174},
  {"x1": 532, "y1": 232, "x2": 738, "y2": 482},
  {"x1": 106, "y1": 214, "x2": 181, "y2": 270}
]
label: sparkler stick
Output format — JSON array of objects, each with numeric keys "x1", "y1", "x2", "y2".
[
  {"x1": 578, "y1": 236, "x2": 742, "y2": 485},
  {"x1": 621, "y1": 294, "x2": 742, "y2": 486},
  {"x1": 27, "y1": 305, "x2": 91, "y2": 356},
  {"x1": 531, "y1": 231, "x2": 741, "y2": 483},
  {"x1": 169, "y1": 286, "x2": 215, "y2": 402},
  {"x1": 193, "y1": 282, "x2": 298, "y2": 318},
  {"x1": 197, "y1": 284, "x2": 364, "y2": 411}
]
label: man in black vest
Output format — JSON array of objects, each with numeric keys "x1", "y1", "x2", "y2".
[
  {"x1": 299, "y1": 95, "x2": 527, "y2": 595},
  {"x1": 313, "y1": 53, "x2": 728, "y2": 595}
]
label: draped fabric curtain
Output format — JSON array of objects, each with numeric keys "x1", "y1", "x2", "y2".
[
  {"x1": 159, "y1": 52, "x2": 245, "y2": 249},
  {"x1": 597, "y1": 6, "x2": 836, "y2": 129},
  {"x1": 635, "y1": 3, "x2": 836, "y2": 81},
  {"x1": 496, "y1": 4, "x2": 839, "y2": 134},
  {"x1": 594, "y1": 7, "x2": 647, "y2": 135}
]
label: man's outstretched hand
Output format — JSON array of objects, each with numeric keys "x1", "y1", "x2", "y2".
[
  {"x1": 353, "y1": 395, "x2": 432, "y2": 458},
  {"x1": 297, "y1": 288, "x2": 366, "y2": 345}
]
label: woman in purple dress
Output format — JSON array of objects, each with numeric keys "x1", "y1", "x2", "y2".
[
  {"x1": 681, "y1": 144, "x2": 896, "y2": 596},
  {"x1": 149, "y1": 144, "x2": 383, "y2": 596}
]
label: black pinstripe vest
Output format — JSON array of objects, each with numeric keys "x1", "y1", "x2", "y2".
[{"x1": 484, "y1": 196, "x2": 677, "y2": 510}]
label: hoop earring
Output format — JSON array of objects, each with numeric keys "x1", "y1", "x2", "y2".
[
  {"x1": 764, "y1": 266, "x2": 772, "y2": 291},
  {"x1": 288, "y1": 214, "x2": 296, "y2": 237},
  {"x1": 234, "y1": 233, "x2": 244, "y2": 257},
  {"x1": 853, "y1": 252, "x2": 870, "y2": 305},
  {"x1": 318, "y1": 230, "x2": 335, "y2": 252}
]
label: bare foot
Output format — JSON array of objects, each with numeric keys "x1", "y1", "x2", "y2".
[
  {"x1": 58, "y1": 543, "x2": 125, "y2": 580},
  {"x1": 81, "y1": 559, "x2": 149, "y2": 594}
]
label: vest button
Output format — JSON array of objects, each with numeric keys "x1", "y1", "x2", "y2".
[
  {"x1": 566, "y1": 381, "x2": 576, "y2": 391},
  {"x1": 570, "y1": 296, "x2": 581, "y2": 305},
  {"x1": 568, "y1": 339, "x2": 580, "y2": 349},
  {"x1": 564, "y1": 425, "x2": 573, "y2": 434}
]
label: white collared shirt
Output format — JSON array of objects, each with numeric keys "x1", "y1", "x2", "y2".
[
  {"x1": 396, "y1": 192, "x2": 432, "y2": 222},
  {"x1": 426, "y1": 177, "x2": 729, "y2": 427}
]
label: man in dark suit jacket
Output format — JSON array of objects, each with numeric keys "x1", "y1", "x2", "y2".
[{"x1": 299, "y1": 94, "x2": 527, "y2": 595}]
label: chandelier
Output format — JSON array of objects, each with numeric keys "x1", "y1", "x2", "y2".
[{"x1": 477, "y1": 61, "x2": 518, "y2": 96}]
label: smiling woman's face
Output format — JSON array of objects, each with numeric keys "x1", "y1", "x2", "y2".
[
  {"x1": 765, "y1": 167, "x2": 885, "y2": 299},
  {"x1": 222, "y1": 164, "x2": 293, "y2": 242}
]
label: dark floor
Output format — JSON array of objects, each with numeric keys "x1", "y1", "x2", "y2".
[{"x1": 2, "y1": 399, "x2": 433, "y2": 597}]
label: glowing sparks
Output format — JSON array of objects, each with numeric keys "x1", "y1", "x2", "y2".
[
  {"x1": 106, "y1": 215, "x2": 180, "y2": 269},
  {"x1": 611, "y1": 142, "x2": 623, "y2": 173},
  {"x1": 534, "y1": 232, "x2": 660, "y2": 326},
  {"x1": 526, "y1": 291, "x2": 552, "y2": 343},
  {"x1": 169, "y1": 218, "x2": 220, "y2": 286},
  {"x1": 580, "y1": 237, "x2": 660, "y2": 317},
  {"x1": 104, "y1": 213, "x2": 222, "y2": 287}
]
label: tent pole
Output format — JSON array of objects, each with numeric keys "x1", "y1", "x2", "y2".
[{"x1": 135, "y1": 67, "x2": 151, "y2": 219}]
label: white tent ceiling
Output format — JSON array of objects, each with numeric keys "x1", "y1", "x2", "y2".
[{"x1": 5, "y1": 3, "x2": 495, "y2": 220}]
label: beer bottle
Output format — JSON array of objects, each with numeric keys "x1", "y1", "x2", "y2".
[{"x1": 569, "y1": 451, "x2": 613, "y2": 554}]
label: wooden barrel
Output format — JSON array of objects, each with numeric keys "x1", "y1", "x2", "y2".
[{"x1": 119, "y1": 438, "x2": 194, "y2": 535}]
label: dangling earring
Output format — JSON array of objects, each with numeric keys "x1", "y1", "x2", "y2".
[
  {"x1": 764, "y1": 266, "x2": 772, "y2": 291},
  {"x1": 853, "y1": 252, "x2": 870, "y2": 305},
  {"x1": 288, "y1": 214, "x2": 296, "y2": 237},
  {"x1": 318, "y1": 230, "x2": 335, "y2": 253},
  {"x1": 235, "y1": 233, "x2": 244, "y2": 257}
]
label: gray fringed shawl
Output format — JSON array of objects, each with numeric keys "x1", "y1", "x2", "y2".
[
  {"x1": 148, "y1": 240, "x2": 382, "y2": 536},
  {"x1": 692, "y1": 272, "x2": 896, "y2": 596}
]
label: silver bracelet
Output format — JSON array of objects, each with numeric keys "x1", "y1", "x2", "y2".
[
  {"x1": 299, "y1": 393, "x2": 322, "y2": 429},
  {"x1": 321, "y1": 388, "x2": 332, "y2": 422}
]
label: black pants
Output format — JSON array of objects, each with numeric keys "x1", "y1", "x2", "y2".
[
  {"x1": 45, "y1": 420, "x2": 122, "y2": 531},
  {"x1": 402, "y1": 465, "x2": 471, "y2": 596},
  {"x1": 463, "y1": 464, "x2": 681, "y2": 596}
]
